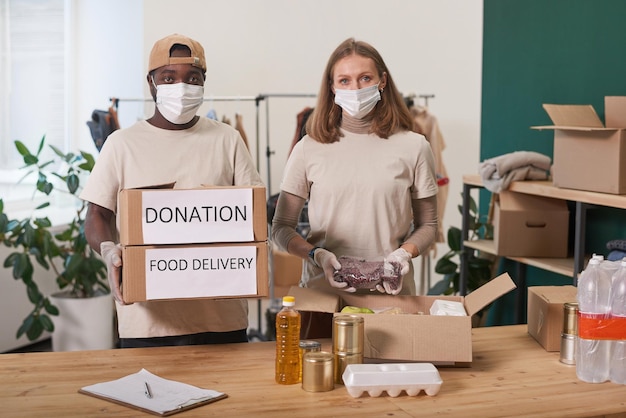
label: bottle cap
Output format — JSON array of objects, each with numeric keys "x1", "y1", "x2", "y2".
[{"x1": 283, "y1": 296, "x2": 295, "y2": 306}]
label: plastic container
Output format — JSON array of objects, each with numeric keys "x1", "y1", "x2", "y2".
[
  {"x1": 610, "y1": 259, "x2": 626, "y2": 384},
  {"x1": 342, "y1": 363, "x2": 442, "y2": 398},
  {"x1": 576, "y1": 258, "x2": 611, "y2": 383},
  {"x1": 275, "y1": 296, "x2": 301, "y2": 385}
]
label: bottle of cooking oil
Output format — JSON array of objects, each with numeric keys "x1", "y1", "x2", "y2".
[{"x1": 275, "y1": 295, "x2": 301, "y2": 384}]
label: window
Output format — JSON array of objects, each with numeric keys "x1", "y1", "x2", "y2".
[{"x1": 0, "y1": 0, "x2": 67, "y2": 175}]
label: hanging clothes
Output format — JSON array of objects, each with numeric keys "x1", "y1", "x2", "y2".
[
  {"x1": 234, "y1": 113, "x2": 250, "y2": 150},
  {"x1": 288, "y1": 107, "x2": 314, "y2": 157},
  {"x1": 86, "y1": 98, "x2": 120, "y2": 152},
  {"x1": 410, "y1": 105, "x2": 449, "y2": 246}
]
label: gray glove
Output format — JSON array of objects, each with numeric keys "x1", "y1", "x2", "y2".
[
  {"x1": 377, "y1": 248, "x2": 412, "y2": 295},
  {"x1": 313, "y1": 248, "x2": 355, "y2": 292},
  {"x1": 100, "y1": 241, "x2": 126, "y2": 305}
]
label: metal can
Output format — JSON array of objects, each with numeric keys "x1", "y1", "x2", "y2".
[
  {"x1": 332, "y1": 315, "x2": 364, "y2": 354},
  {"x1": 299, "y1": 340, "x2": 322, "y2": 381},
  {"x1": 562, "y1": 302, "x2": 578, "y2": 335},
  {"x1": 333, "y1": 351, "x2": 364, "y2": 384},
  {"x1": 302, "y1": 351, "x2": 334, "y2": 392},
  {"x1": 559, "y1": 302, "x2": 578, "y2": 365}
]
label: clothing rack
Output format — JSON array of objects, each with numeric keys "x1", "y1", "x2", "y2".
[{"x1": 404, "y1": 93, "x2": 436, "y2": 108}]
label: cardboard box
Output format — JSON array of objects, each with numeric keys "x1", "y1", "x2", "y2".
[
  {"x1": 527, "y1": 286, "x2": 578, "y2": 352},
  {"x1": 532, "y1": 96, "x2": 626, "y2": 194},
  {"x1": 272, "y1": 249, "x2": 302, "y2": 298},
  {"x1": 288, "y1": 273, "x2": 516, "y2": 365},
  {"x1": 121, "y1": 241, "x2": 269, "y2": 303},
  {"x1": 493, "y1": 191, "x2": 569, "y2": 257},
  {"x1": 119, "y1": 186, "x2": 267, "y2": 245}
]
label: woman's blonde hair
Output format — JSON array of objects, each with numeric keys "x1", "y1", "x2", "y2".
[{"x1": 307, "y1": 38, "x2": 414, "y2": 143}]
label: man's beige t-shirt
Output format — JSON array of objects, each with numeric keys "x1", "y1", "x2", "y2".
[{"x1": 80, "y1": 118, "x2": 264, "y2": 338}]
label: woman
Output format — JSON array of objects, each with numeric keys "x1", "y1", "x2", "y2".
[{"x1": 272, "y1": 38, "x2": 438, "y2": 311}]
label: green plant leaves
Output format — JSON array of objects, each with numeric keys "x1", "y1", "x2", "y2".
[{"x1": 2, "y1": 138, "x2": 110, "y2": 341}]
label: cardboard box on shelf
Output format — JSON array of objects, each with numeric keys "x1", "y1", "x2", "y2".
[
  {"x1": 493, "y1": 191, "x2": 569, "y2": 257},
  {"x1": 288, "y1": 273, "x2": 516, "y2": 366},
  {"x1": 272, "y1": 249, "x2": 302, "y2": 298},
  {"x1": 532, "y1": 96, "x2": 626, "y2": 194},
  {"x1": 527, "y1": 285, "x2": 578, "y2": 352},
  {"x1": 119, "y1": 186, "x2": 267, "y2": 245},
  {"x1": 121, "y1": 241, "x2": 269, "y2": 303}
]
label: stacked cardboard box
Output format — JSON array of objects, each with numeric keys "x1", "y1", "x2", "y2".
[
  {"x1": 493, "y1": 191, "x2": 569, "y2": 257},
  {"x1": 532, "y1": 96, "x2": 626, "y2": 195},
  {"x1": 118, "y1": 186, "x2": 269, "y2": 303}
]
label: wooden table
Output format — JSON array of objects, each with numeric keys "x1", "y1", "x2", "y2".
[{"x1": 1, "y1": 325, "x2": 626, "y2": 418}]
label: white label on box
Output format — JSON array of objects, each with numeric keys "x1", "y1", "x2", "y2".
[
  {"x1": 141, "y1": 188, "x2": 254, "y2": 244},
  {"x1": 144, "y1": 246, "x2": 258, "y2": 300}
]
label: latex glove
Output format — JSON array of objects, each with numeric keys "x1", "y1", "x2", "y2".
[
  {"x1": 313, "y1": 248, "x2": 356, "y2": 293},
  {"x1": 377, "y1": 248, "x2": 412, "y2": 295},
  {"x1": 100, "y1": 241, "x2": 126, "y2": 305}
]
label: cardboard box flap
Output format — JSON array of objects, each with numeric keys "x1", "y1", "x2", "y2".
[
  {"x1": 287, "y1": 286, "x2": 340, "y2": 313},
  {"x1": 605, "y1": 96, "x2": 626, "y2": 128},
  {"x1": 464, "y1": 273, "x2": 516, "y2": 316},
  {"x1": 543, "y1": 104, "x2": 604, "y2": 128},
  {"x1": 499, "y1": 191, "x2": 567, "y2": 212},
  {"x1": 132, "y1": 182, "x2": 176, "y2": 190}
]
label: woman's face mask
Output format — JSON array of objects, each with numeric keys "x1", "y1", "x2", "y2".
[
  {"x1": 152, "y1": 77, "x2": 204, "y2": 124},
  {"x1": 334, "y1": 84, "x2": 381, "y2": 119}
]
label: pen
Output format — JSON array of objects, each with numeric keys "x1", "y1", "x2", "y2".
[{"x1": 144, "y1": 381, "x2": 152, "y2": 399}]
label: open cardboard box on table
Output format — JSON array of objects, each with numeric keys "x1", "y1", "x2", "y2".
[
  {"x1": 119, "y1": 185, "x2": 267, "y2": 245},
  {"x1": 532, "y1": 96, "x2": 626, "y2": 194},
  {"x1": 122, "y1": 242, "x2": 269, "y2": 303},
  {"x1": 493, "y1": 191, "x2": 569, "y2": 257},
  {"x1": 527, "y1": 285, "x2": 578, "y2": 352},
  {"x1": 289, "y1": 273, "x2": 516, "y2": 366}
]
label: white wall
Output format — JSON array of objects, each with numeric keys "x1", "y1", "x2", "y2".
[
  {"x1": 72, "y1": 0, "x2": 483, "y2": 282},
  {"x1": 67, "y1": 0, "x2": 483, "y2": 338}
]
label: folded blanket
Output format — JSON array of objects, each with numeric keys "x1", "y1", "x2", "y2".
[{"x1": 479, "y1": 151, "x2": 551, "y2": 193}]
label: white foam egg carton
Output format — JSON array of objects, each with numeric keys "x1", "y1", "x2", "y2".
[{"x1": 342, "y1": 363, "x2": 442, "y2": 398}]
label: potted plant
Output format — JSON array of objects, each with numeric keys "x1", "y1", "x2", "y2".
[
  {"x1": 429, "y1": 194, "x2": 497, "y2": 319},
  {"x1": 0, "y1": 136, "x2": 112, "y2": 351}
]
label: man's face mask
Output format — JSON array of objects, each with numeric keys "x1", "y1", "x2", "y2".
[
  {"x1": 152, "y1": 77, "x2": 204, "y2": 124},
  {"x1": 334, "y1": 84, "x2": 381, "y2": 119}
]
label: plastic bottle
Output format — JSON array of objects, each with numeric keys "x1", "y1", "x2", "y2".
[
  {"x1": 576, "y1": 258, "x2": 611, "y2": 383},
  {"x1": 275, "y1": 295, "x2": 301, "y2": 385},
  {"x1": 610, "y1": 259, "x2": 626, "y2": 384}
]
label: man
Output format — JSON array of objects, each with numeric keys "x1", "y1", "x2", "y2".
[{"x1": 81, "y1": 33, "x2": 264, "y2": 348}]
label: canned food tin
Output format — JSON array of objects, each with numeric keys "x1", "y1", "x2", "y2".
[
  {"x1": 333, "y1": 351, "x2": 364, "y2": 384},
  {"x1": 332, "y1": 315, "x2": 364, "y2": 354},
  {"x1": 299, "y1": 340, "x2": 322, "y2": 381},
  {"x1": 302, "y1": 351, "x2": 334, "y2": 392},
  {"x1": 562, "y1": 302, "x2": 578, "y2": 335},
  {"x1": 559, "y1": 333, "x2": 576, "y2": 365}
]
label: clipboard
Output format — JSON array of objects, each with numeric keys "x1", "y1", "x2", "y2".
[{"x1": 79, "y1": 369, "x2": 227, "y2": 416}]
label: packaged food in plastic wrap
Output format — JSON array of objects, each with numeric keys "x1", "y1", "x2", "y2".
[{"x1": 333, "y1": 256, "x2": 401, "y2": 291}]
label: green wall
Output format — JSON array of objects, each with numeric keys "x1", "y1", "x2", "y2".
[{"x1": 481, "y1": 0, "x2": 626, "y2": 324}]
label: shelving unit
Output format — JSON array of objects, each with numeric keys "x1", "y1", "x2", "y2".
[{"x1": 460, "y1": 174, "x2": 626, "y2": 321}]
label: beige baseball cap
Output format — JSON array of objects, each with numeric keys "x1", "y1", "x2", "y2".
[{"x1": 148, "y1": 33, "x2": 206, "y2": 73}]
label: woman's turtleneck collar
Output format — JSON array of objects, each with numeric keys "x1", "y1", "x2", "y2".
[{"x1": 340, "y1": 112, "x2": 373, "y2": 135}]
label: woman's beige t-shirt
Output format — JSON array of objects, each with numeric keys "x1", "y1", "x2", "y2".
[{"x1": 280, "y1": 129, "x2": 438, "y2": 295}]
